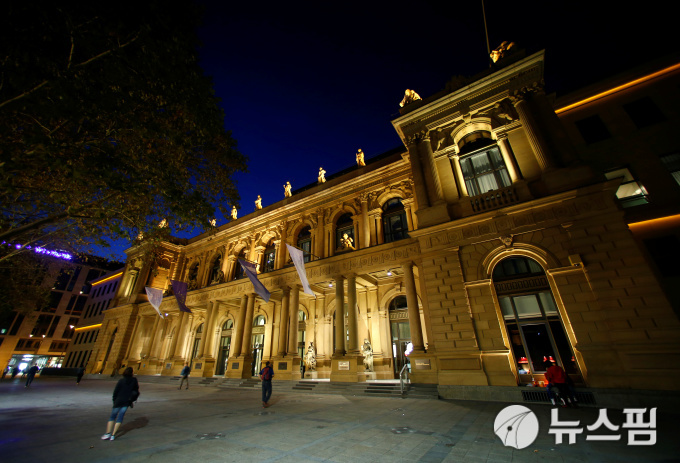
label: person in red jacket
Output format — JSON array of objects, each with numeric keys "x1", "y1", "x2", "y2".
[{"x1": 544, "y1": 361, "x2": 578, "y2": 407}]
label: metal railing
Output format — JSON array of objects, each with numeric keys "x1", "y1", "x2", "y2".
[{"x1": 399, "y1": 364, "x2": 410, "y2": 395}]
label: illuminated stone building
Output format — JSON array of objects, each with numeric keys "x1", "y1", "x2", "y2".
[
  {"x1": 0, "y1": 252, "x2": 119, "y2": 374},
  {"x1": 93, "y1": 50, "x2": 680, "y2": 400}
]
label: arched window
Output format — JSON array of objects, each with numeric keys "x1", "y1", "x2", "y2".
[
  {"x1": 253, "y1": 315, "x2": 266, "y2": 326},
  {"x1": 196, "y1": 323, "x2": 203, "y2": 334},
  {"x1": 382, "y1": 198, "x2": 409, "y2": 243},
  {"x1": 263, "y1": 240, "x2": 276, "y2": 273},
  {"x1": 389, "y1": 295, "x2": 408, "y2": 311},
  {"x1": 209, "y1": 254, "x2": 223, "y2": 284},
  {"x1": 493, "y1": 256, "x2": 579, "y2": 383},
  {"x1": 297, "y1": 226, "x2": 312, "y2": 263},
  {"x1": 233, "y1": 249, "x2": 247, "y2": 280},
  {"x1": 298, "y1": 310, "x2": 307, "y2": 321},
  {"x1": 459, "y1": 133, "x2": 511, "y2": 196},
  {"x1": 335, "y1": 213, "x2": 355, "y2": 252},
  {"x1": 222, "y1": 320, "x2": 233, "y2": 330}
]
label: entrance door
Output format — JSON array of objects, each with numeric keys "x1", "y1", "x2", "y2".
[
  {"x1": 391, "y1": 321, "x2": 411, "y2": 376},
  {"x1": 251, "y1": 334, "x2": 264, "y2": 377},
  {"x1": 216, "y1": 336, "x2": 231, "y2": 376},
  {"x1": 190, "y1": 338, "x2": 200, "y2": 368}
]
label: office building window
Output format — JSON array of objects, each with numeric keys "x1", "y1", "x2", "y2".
[
  {"x1": 460, "y1": 146, "x2": 511, "y2": 196},
  {"x1": 623, "y1": 97, "x2": 666, "y2": 129},
  {"x1": 575, "y1": 115, "x2": 611, "y2": 144},
  {"x1": 604, "y1": 168, "x2": 649, "y2": 207},
  {"x1": 660, "y1": 153, "x2": 680, "y2": 187}
]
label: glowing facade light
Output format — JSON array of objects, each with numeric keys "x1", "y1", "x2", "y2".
[
  {"x1": 91, "y1": 271, "x2": 124, "y2": 286},
  {"x1": 7, "y1": 242, "x2": 73, "y2": 260}
]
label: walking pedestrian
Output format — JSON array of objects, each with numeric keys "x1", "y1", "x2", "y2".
[
  {"x1": 76, "y1": 365, "x2": 85, "y2": 385},
  {"x1": 102, "y1": 366, "x2": 139, "y2": 441},
  {"x1": 24, "y1": 364, "x2": 39, "y2": 388},
  {"x1": 259, "y1": 361, "x2": 274, "y2": 407},
  {"x1": 178, "y1": 363, "x2": 190, "y2": 390}
]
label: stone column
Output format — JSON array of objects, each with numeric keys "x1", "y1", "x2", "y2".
[
  {"x1": 150, "y1": 317, "x2": 168, "y2": 360},
  {"x1": 451, "y1": 154, "x2": 469, "y2": 197},
  {"x1": 496, "y1": 133, "x2": 521, "y2": 182},
  {"x1": 288, "y1": 285, "x2": 300, "y2": 355},
  {"x1": 315, "y1": 209, "x2": 325, "y2": 259},
  {"x1": 324, "y1": 223, "x2": 334, "y2": 257},
  {"x1": 346, "y1": 274, "x2": 359, "y2": 354},
  {"x1": 361, "y1": 197, "x2": 370, "y2": 248},
  {"x1": 198, "y1": 302, "x2": 214, "y2": 357},
  {"x1": 278, "y1": 287, "x2": 290, "y2": 356},
  {"x1": 231, "y1": 295, "x2": 248, "y2": 357},
  {"x1": 124, "y1": 314, "x2": 143, "y2": 361},
  {"x1": 512, "y1": 91, "x2": 555, "y2": 171},
  {"x1": 418, "y1": 133, "x2": 445, "y2": 205},
  {"x1": 142, "y1": 315, "x2": 160, "y2": 358},
  {"x1": 407, "y1": 138, "x2": 430, "y2": 208},
  {"x1": 171, "y1": 251, "x2": 186, "y2": 282},
  {"x1": 240, "y1": 293, "x2": 256, "y2": 355},
  {"x1": 402, "y1": 199, "x2": 415, "y2": 231},
  {"x1": 334, "y1": 275, "x2": 346, "y2": 356},
  {"x1": 402, "y1": 262, "x2": 425, "y2": 353},
  {"x1": 226, "y1": 255, "x2": 237, "y2": 281},
  {"x1": 169, "y1": 312, "x2": 185, "y2": 358}
]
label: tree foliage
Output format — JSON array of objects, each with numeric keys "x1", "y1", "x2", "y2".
[{"x1": 0, "y1": 2, "x2": 247, "y2": 261}]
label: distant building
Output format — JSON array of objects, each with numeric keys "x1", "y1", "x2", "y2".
[
  {"x1": 93, "y1": 50, "x2": 679, "y2": 401},
  {"x1": 63, "y1": 268, "x2": 124, "y2": 371},
  {"x1": 0, "y1": 252, "x2": 121, "y2": 374}
]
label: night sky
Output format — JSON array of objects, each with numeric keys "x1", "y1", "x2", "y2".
[{"x1": 104, "y1": 1, "x2": 675, "y2": 260}]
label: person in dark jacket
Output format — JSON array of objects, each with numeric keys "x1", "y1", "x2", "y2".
[
  {"x1": 76, "y1": 365, "x2": 85, "y2": 385},
  {"x1": 101, "y1": 367, "x2": 139, "y2": 441},
  {"x1": 25, "y1": 364, "x2": 39, "y2": 388}
]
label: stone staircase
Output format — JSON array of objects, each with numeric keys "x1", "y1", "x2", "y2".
[{"x1": 136, "y1": 375, "x2": 439, "y2": 400}]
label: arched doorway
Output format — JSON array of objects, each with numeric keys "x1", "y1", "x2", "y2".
[
  {"x1": 389, "y1": 295, "x2": 411, "y2": 376},
  {"x1": 250, "y1": 315, "x2": 266, "y2": 376},
  {"x1": 216, "y1": 320, "x2": 232, "y2": 376},
  {"x1": 493, "y1": 256, "x2": 581, "y2": 385}
]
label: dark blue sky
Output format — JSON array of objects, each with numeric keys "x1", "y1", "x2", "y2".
[{"x1": 104, "y1": 1, "x2": 675, "y2": 260}]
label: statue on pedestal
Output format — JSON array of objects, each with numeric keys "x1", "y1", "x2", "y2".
[
  {"x1": 230, "y1": 206, "x2": 238, "y2": 220},
  {"x1": 210, "y1": 269, "x2": 225, "y2": 285},
  {"x1": 284, "y1": 182, "x2": 292, "y2": 197},
  {"x1": 304, "y1": 342, "x2": 317, "y2": 371},
  {"x1": 362, "y1": 339, "x2": 374, "y2": 372},
  {"x1": 490, "y1": 41, "x2": 515, "y2": 63},
  {"x1": 318, "y1": 167, "x2": 326, "y2": 184},
  {"x1": 255, "y1": 195, "x2": 262, "y2": 210},
  {"x1": 356, "y1": 149, "x2": 365, "y2": 166}
]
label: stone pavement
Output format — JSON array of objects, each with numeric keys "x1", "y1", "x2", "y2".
[{"x1": 0, "y1": 376, "x2": 678, "y2": 463}]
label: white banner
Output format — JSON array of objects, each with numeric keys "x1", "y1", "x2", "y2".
[
  {"x1": 144, "y1": 287, "x2": 165, "y2": 318},
  {"x1": 286, "y1": 244, "x2": 314, "y2": 296},
  {"x1": 238, "y1": 259, "x2": 271, "y2": 303}
]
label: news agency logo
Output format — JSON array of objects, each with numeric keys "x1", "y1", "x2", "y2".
[
  {"x1": 494, "y1": 405, "x2": 658, "y2": 449},
  {"x1": 494, "y1": 405, "x2": 540, "y2": 449}
]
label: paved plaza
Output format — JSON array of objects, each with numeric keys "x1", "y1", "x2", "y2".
[{"x1": 0, "y1": 376, "x2": 678, "y2": 462}]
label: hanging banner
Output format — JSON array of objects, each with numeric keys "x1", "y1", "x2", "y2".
[
  {"x1": 144, "y1": 287, "x2": 165, "y2": 318},
  {"x1": 286, "y1": 244, "x2": 314, "y2": 296},
  {"x1": 170, "y1": 280, "x2": 192, "y2": 313},
  {"x1": 238, "y1": 258, "x2": 271, "y2": 303}
]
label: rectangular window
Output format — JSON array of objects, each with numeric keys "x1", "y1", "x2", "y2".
[
  {"x1": 66, "y1": 266, "x2": 82, "y2": 292},
  {"x1": 9, "y1": 313, "x2": 25, "y2": 336},
  {"x1": 46, "y1": 316, "x2": 61, "y2": 338},
  {"x1": 623, "y1": 96, "x2": 665, "y2": 129},
  {"x1": 604, "y1": 168, "x2": 649, "y2": 207},
  {"x1": 575, "y1": 115, "x2": 611, "y2": 144},
  {"x1": 460, "y1": 146, "x2": 511, "y2": 196}
]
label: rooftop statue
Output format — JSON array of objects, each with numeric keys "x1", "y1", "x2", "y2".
[
  {"x1": 231, "y1": 205, "x2": 238, "y2": 220},
  {"x1": 399, "y1": 89, "x2": 421, "y2": 107},
  {"x1": 318, "y1": 167, "x2": 326, "y2": 184},
  {"x1": 356, "y1": 149, "x2": 365, "y2": 167},
  {"x1": 255, "y1": 195, "x2": 262, "y2": 210},
  {"x1": 284, "y1": 181, "x2": 292, "y2": 197},
  {"x1": 490, "y1": 41, "x2": 515, "y2": 63},
  {"x1": 210, "y1": 218, "x2": 217, "y2": 227}
]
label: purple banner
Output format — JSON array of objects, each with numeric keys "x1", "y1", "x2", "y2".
[
  {"x1": 170, "y1": 280, "x2": 192, "y2": 313},
  {"x1": 238, "y1": 259, "x2": 271, "y2": 303}
]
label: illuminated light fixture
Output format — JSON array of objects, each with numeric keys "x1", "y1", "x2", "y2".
[
  {"x1": 69, "y1": 325, "x2": 75, "y2": 329},
  {"x1": 329, "y1": 283, "x2": 333, "y2": 287},
  {"x1": 74, "y1": 323, "x2": 102, "y2": 332},
  {"x1": 29, "y1": 334, "x2": 33, "y2": 337},
  {"x1": 387, "y1": 271, "x2": 392, "y2": 276},
  {"x1": 164, "y1": 313, "x2": 168, "y2": 317},
  {"x1": 91, "y1": 271, "x2": 124, "y2": 286},
  {"x1": 555, "y1": 62, "x2": 680, "y2": 114}
]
